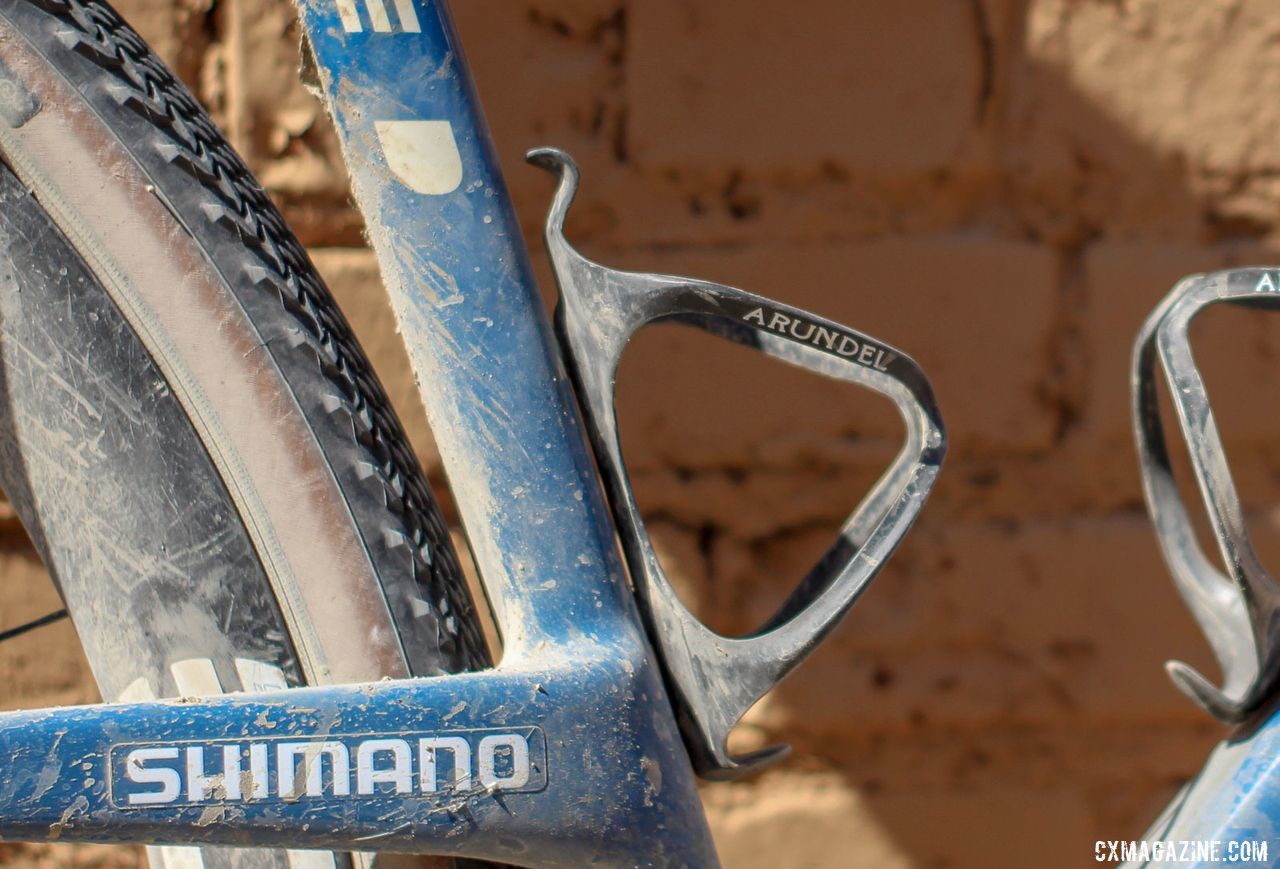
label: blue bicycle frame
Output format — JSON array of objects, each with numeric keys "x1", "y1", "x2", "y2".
[
  {"x1": 0, "y1": 0, "x2": 717, "y2": 863},
  {"x1": 0, "y1": 1, "x2": 1272, "y2": 866}
]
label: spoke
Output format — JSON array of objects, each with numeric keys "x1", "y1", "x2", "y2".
[{"x1": 0, "y1": 608, "x2": 68, "y2": 643}]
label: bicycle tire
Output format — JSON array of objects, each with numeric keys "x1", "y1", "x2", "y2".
[{"x1": 0, "y1": 0, "x2": 493, "y2": 866}]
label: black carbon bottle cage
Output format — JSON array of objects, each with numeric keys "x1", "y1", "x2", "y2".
[
  {"x1": 1133, "y1": 268, "x2": 1280, "y2": 723},
  {"x1": 531, "y1": 148, "x2": 947, "y2": 778}
]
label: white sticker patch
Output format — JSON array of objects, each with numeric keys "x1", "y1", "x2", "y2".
[
  {"x1": 118, "y1": 677, "x2": 157, "y2": 704},
  {"x1": 169, "y1": 659, "x2": 223, "y2": 697},
  {"x1": 287, "y1": 851, "x2": 338, "y2": 869},
  {"x1": 168, "y1": 660, "x2": 343, "y2": 869},
  {"x1": 375, "y1": 120, "x2": 463, "y2": 195},
  {"x1": 390, "y1": 0, "x2": 422, "y2": 32},
  {"x1": 149, "y1": 846, "x2": 205, "y2": 869},
  {"x1": 336, "y1": 0, "x2": 420, "y2": 34},
  {"x1": 144, "y1": 665, "x2": 214, "y2": 869},
  {"x1": 234, "y1": 658, "x2": 290, "y2": 693},
  {"x1": 334, "y1": 0, "x2": 363, "y2": 31},
  {"x1": 364, "y1": 0, "x2": 393, "y2": 32}
]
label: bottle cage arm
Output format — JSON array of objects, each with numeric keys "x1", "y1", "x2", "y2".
[
  {"x1": 530, "y1": 148, "x2": 946, "y2": 778},
  {"x1": 1133, "y1": 268, "x2": 1280, "y2": 723}
]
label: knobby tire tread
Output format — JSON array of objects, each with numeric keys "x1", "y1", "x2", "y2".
[{"x1": 18, "y1": 0, "x2": 489, "y2": 675}]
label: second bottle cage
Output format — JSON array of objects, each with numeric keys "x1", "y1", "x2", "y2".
[{"x1": 1134, "y1": 268, "x2": 1280, "y2": 723}]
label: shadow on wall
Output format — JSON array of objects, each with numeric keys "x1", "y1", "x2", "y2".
[{"x1": 456, "y1": 1, "x2": 1280, "y2": 866}]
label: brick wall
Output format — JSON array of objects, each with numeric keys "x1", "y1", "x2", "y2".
[{"x1": 10, "y1": 1, "x2": 1280, "y2": 866}]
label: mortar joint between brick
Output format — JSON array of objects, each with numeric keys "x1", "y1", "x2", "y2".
[
  {"x1": 1038, "y1": 232, "x2": 1100, "y2": 446},
  {"x1": 969, "y1": 0, "x2": 996, "y2": 126}
]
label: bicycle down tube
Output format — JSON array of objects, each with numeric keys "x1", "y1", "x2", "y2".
[{"x1": 0, "y1": 0, "x2": 717, "y2": 864}]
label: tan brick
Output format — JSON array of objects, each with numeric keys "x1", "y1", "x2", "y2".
[
  {"x1": 930, "y1": 447, "x2": 1143, "y2": 521},
  {"x1": 455, "y1": 4, "x2": 997, "y2": 254},
  {"x1": 511, "y1": 131, "x2": 1008, "y2": 257},
  {"x1": 1082, "y1": 241, "x2": 1280, "y2": 453},
  {"x1": 823, "y1": 721, "x2": 1217, "y2": 797},
  {"x1": 628, "y1": 0, "x2": 983, "y2": 172},
  {"x1": 453, "y1": 1, "x2": 626, "y2": 213},
  {"x1": 726, "y1": 517, "x2": 1213, "y2": 736},
  {"x1": 631, "y1": 457, "x2": 900, "y2": 541},
  {"x1": 1080, "y1": 242, "x2": 1223, "y2": 450},
  {"x1": 703, "y1": 772, "x2": 913, "y2": 869},
  {"x1": 1011, "y1": 0, "x2": 1280, "y2": 240},
  {"x1": 0, "y1": 552, "x2": 97, "y2": 709},
  {"x1": 1027, "y1": 0, "x2": 1280, "y2": 180},
  {"x1": 0, "y1": 842, "x2": 145, "y2": 868},
  {"x1": 700, "y1": 724, "x2": 1218, "y2": 868},
  {"x1": 864, "y1": 786, "x2": 1096, "y2": 869},
  {"x1": 627, "y1": 427, "x2": 1159, "y2": 528}
]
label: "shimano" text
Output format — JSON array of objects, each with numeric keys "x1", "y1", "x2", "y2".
[{"x1": 110, "y1": 728, "x2": 545, "y2": 807}]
